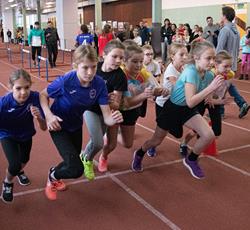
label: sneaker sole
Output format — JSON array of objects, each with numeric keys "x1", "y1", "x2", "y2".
[
  {"x1": 239, "y1": 106, "x2": 250, "y2": 118},
  {"x1": 17, "y1": 177, "x2": 31, "y2": 186},
  {"x1": 1, "y1": 197, "x2": 14, "y2": 204},
  {"x1": 131, "y1": 152, "x2": 143, "y2": 172},
  {"x1": 182, "y1": 158, "x2": 204, "y2": 180}
]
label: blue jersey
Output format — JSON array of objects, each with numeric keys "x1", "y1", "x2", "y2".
[
  {"x1": 76, "y1": 33, "x2": 94, "y2": 45},
  {"x1": 47, "y1": 71, "x2": 108, "y2": 131},
  {"x1": 171, "y1": 64, "x2": 214, "y2": 106},
  {"x1": 0, "y1": 91, "x2": 42, "y2": 141}
]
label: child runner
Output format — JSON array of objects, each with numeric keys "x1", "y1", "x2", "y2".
[
  {"x1": 40, "y1": 45, "x2": 123, "y2": 200},
  {"x1": 180, "y1": 50, "x2": 234, "y2": 156},
  {"x1": 98, "y1": 44, "x2": 168, "y2": 172},
  {"x1": 132, "y1": 40, "x2": 224, "y2": 179},
  {"x1": 239, "y1": 26, "x2": 250, "y2": 80},
  {"x1": 147, "y1": 43, "x2": 188, "y2": 157},
  {"x1": 81, "y1": 40, "x2": 127, "y2": 180},
  {"x1": 142, "y1": 44, "x2": 162, "y2": 83},
  {"x1": 0, "y1": 69, "x2": 46, "y2": 203}
]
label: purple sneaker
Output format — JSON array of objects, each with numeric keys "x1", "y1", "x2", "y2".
[
  {"x1": 132, "y1": 151, "x2": 144, "y2": 172},
  {"x1": 183, "y1": 157, "x2": 205, "y2": 179},
  {"x1": 147, "y1": 147, "x2": 156, "y2": 157}
]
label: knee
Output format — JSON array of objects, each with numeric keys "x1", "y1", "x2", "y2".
[{"x1": 9, "y1": 163, "x2": 22, "y2": 176}]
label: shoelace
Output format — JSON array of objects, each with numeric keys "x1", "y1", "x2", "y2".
[{"x1": 4, "y1": 186, "x2": 12, "y2": 194}]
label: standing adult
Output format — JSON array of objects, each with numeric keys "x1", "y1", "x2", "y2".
[
  {"x1": 139, "y1": 21, "x2": 150, "y2": 46},
  {"x1": 28, "y1": 21, "x2": 45, "y2": 67},
  {"x1": 216, "y1": 6, "x2": 249, "y2": 118},
  {"x1": 44, "y1": 21, "x2": 60, "y2": 68},
  {"x1": 7, "y1": 29, "x2": 12, "y2": 43},
  {"x1": 160, "y1": 18, "x2": 173, "y2": 62},
  {"x1": 0, "y1": 28, "x2": 4, "y2": 43},
  {"x1": 203, "y1": 17, "x2": 220, "y2": 47}
]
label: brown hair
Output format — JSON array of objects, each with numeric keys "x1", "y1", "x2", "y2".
[
  {"x1": 73, "y1": 45, "x2": 98, "y2": 68},
  {"x1": 215, "y1": 50, "x2": 232, "y2": 64},
  {"x1": 187, "y1": 40, "x2": 214, "y2": 64},
  {"x1": 142, "y1": 44, "x2": 153, "y2": 51},
  {"x1": 167, "y1": 43, "x2": 187, "y2": 65},
  {"x1": 124, "y1": 45, "x2": 143, "y2": 61},
  {"x1": 103, "y1": 39, "x2": 125, "y2": 55},
  {"x1": 222, "y1": 6, "x2": 235, "y2": 22},
  {"x1": 9, "y1": 69, "x2": 32, "y2": 87}
]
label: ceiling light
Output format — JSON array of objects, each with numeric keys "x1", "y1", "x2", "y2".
[
  {"x1": 10, "y1": 3, "x2": 18, "y2": 7},
  {"x1": 5, "y1": 7, "x2": 10, "y2": 10},
  {"x1": 8, "y1": 0, "x2": 14, "y2": 2},
  {"x1": 46, "y1": 1, "x2": 55, "y2": 4}
]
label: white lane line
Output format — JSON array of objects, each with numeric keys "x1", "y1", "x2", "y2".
[
  {"x1": 0, "y1": 59, "x2": 46, "y2": 82},
  {"x1": 218, "y1": 144, "x2": 250, "y2": 154},
  {"x1": 109, "y1": 173, "x2": 181, "y2": 230},
  {"x1": 207, "y1": 156, "x2": 250, "y2": 177},
  {"x1": 0, "y1": 82, "x2": 9, "y2": 91},
  {"x1": 222, "y1": 121, "x2": 250, "y2": 132},
  {"x1": 8, "y1": 158, "x2": 181, "y2": 198},
  {"x1": 233, "y1": 79, "x2": 250, "y2": 84},
  {"x1": 239, "y1": 89, "x2": 250, "y2": 94}
]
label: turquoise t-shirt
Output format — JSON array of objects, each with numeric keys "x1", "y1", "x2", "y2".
[{"x1": 170, "y1": 64, "x2": 214, "y2": 106}]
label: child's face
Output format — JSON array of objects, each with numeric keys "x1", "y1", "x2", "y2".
[
  {"x1": 215, "y1": 59, "x2": 232, "y2": 75},
  {"x1": 172, "y1": 47, "x2": 188, "y2": 66},
  {"x1": 77, "y1": 58, "x2": 97, "y2": 85},
  {"x1": 143, "y1": 49, "x2": 154, "y2": 64},
  {"x1": 195, "y1": 48, "x2": 215, "y2": 71},
  {"x1": 125, "y1": 52, "x2": 144, "y2": 76},
  {"x1": 104, "y1": 48, "x2": 124, "y2": 71},
  {"x1": 11, "y1": 77, "x2": 31, "y2": 104}
]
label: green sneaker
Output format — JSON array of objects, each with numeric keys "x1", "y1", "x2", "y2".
[{"x1": 81, "y1": 155, "x2": 95, "y2": 181}]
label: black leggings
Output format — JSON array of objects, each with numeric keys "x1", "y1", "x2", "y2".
[
  {"x1": 1, "y1": 138, "x2": 32, "y2": 176},
  {"x1": 50, "y1": 128, "x2": 84, "y2": 180},
  {"x1": 31, "y1": 46, "x2": 42, "y2": 61}
]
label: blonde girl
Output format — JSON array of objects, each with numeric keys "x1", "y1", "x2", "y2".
[
  {"x1": 40, "y1": 45, "x2": 123, "y2": 200},
  {"x1": 132, "y1": 41, "x2": 224, "y2": 179}
]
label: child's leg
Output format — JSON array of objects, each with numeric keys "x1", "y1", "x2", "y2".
[
  {"x1": 83, "y1": 111, "x2": 106, "y2": 161},
  {"x1": 240, "y1": 54, "x2": 247, "y2": 77},
  {"x1": 132, "y1": 126, "x2": 168, "y2": 172},
  {"x1": 184, "y1": 114, "x2": 215, "y2": 155},
  {"x1": 102, "y1": 125, "x2": 119, "y2": 159},
  {"x1": 208, "y1": 105, "x2": 222, "y2": 137},
  {"x1": 49, "y1": 129, "x2": 84, "y2": 180},
  {"x1": 119, "y1": 125, "x2": 135, "y2": 148}
]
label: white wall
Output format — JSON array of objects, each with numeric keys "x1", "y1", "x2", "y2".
[{"x1": 162, "y1": 0, "x2": 250, "y2": 9}]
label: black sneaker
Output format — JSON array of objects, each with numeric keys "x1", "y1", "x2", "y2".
[
  {"x1": 179, "y1": 144, "x2": 188, "y2": 157},
  {"x1": 17, "y1": 171, "x2": 30, "y2": 186},
  {"x1": 1, "y1": 182, "x2": 14, "y2": 203},
  {"x1": 239, "y1": 103, "x2": 250, "y2": 119}
]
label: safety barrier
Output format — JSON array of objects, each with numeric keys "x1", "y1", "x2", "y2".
[
  {"x1": 37, "y1": 55, "x2": 49, "y2": 81},
  {"x1": 21, "y1": 49, "x2": 32, "y2": 71}
]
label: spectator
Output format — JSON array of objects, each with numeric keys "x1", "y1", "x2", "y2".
[{"x1": 203, "y1": 16, "x2": 220, "y2": 47}]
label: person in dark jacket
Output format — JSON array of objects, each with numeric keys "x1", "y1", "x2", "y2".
[
  {"x1": 160, "y1": 18, "x2": 173, "y2": 62},
  {"x1": 44, "y1": 21, "x2": 60, "y2": 68}
]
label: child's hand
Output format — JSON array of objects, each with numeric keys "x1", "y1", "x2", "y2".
[
  {"x1": 46, "y1": 114, "x2": 63, "y2": 131},
  {"x1": 222, "y1": 96, "x2": 234, "y2": 105},
  {"x1": 143, "y1": 86, "x2": 154, "y2": 98},
  {"x1": 30, "y1": 105, "x2": 42, "y2": 119},
  {"x1": 209, "y1": 75, "x2": 224, "y2": 91},
  {"x1": 111, "y1": 110, "x2": 123, "y2": 124}
]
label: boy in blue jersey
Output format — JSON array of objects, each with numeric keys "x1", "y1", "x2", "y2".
[
  {"x1": 40, "y1": 45, "x2": 123, "y2": 201},
  {"x1": 0, "y1": 69, "x2": 46, "y2": 203}
]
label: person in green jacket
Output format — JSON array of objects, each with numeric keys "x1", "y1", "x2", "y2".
[{"x1": 28, "y1": 21, "x2": 45, "y2": 67}]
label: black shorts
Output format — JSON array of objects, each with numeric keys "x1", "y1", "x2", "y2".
[
  {"x1": 120, "y1": 108, "x2": 140, "y2": 126},
  {"x1": 196, "y1": 101, "x2": 221, "y2": 136},
  {"x1": 155, "y1": 103, "x2": 163, "y2": 118},
  {"x1": 156, "y1": 99, "x2": 198, "y2": 138}
]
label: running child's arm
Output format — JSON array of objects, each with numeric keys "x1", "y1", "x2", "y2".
[
  {"x1": 185, "y1": 75, "x2": 224, "y2": 108},
  {"x1": 108, "y1": 91, "x2": 123, "y2": 110},
  {"x1": 123, "y1": 87, "x2": 153, "y2": 108},
  {"x1": 100, "y1": 105, "x2": 123, "y2": 126},
  {"x1": 40, "y1": 88, "x2": 63, "y2": 131},
  {"x1": 30, "y1": 105, "x2": 47, "y2": 131}
]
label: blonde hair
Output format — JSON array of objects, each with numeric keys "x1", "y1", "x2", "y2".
[
  {"x1": 103, "y1": 39, "x2": 125, "y2": 55},
  {"x1": 215, "y1": 50, "x2": 232, "y2": 64},
  {"x1": 9, "y1": 69, "x2": 32, "y2": 87},
  {"x1": 167, "y1": 43, "x2": 187, "y2": 65},
  {"x1": 73, "y1": 45, "x2": 98, "y2": 68},
  {"x1": 124, "y1": 45, "x2": 143, "y2": 61},
  {"x1": 142, "y1": 44, "x2": 153, "y2": 51},
  {"x1": 187, "y1": 40, "x2": 215, "y2": 64}
]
